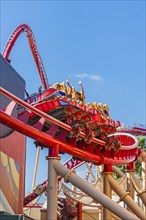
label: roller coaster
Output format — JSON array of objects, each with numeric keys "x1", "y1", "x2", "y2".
[{"x1": 0, "y1": 24, "x2": 146, "y2": 220}]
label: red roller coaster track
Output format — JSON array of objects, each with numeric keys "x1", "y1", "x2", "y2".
[
  {"x1": 0, "y1": 87, "x2": 140, "y2": 165},
  {"x1": 1, "y1": 24, "x2": 144, "y2": 206},
  {"x1": 0, "y1": 87, "x2": 141, "y2": 205},
  {"x1": 2, "y1": 24, "x2": 49, "y2": 90}
]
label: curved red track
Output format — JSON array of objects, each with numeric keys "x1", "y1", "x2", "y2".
[
  {"x1": 1, "y1": 24, "x2": 141, "y2": 165},
  {"x1": 2, "y1": 24, "x2": 143, "y2": 162},
  {"x1": 2, "y1": 24, "x2": 49, "y2": 90},
  {"x1": 0, "y1": 87, "x2": 140, "y2": 166},
  {"x1": 1, "y1": 24, "x2": 144, "y2": 207}
]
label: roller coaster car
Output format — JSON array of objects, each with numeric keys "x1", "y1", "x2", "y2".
[
  {"x1": 24, "y1": 87, "x2": 57, "y2": 104},
  {"x1": 18, "y1": 88, "x2": 93, "y2": 125},
  {"x1": 18, "y1": 87, "x2": 119, "y2": 138}
]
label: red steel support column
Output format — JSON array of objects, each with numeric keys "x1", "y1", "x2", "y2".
[
  {"x1": 103, "y1": 164, "x2": 113, "y2": 220},
  {"x1": 46, "y1": 145, "x2": 60, "y2": 220},
  {"x1": 77, "y1": 202, "x2": 82, "y2": 220}
]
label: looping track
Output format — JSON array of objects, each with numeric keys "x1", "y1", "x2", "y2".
[
  {"x1": 2, "y1": 24, "x2": 49, "y2": 90},
  {"x1": 0, "y1": 87, "x2": 140, "y2": 166},
  {"x1": 1, "y1": 24, "x2": 141, "y2": 166},
  {"x1": 1, "y1": 24, "x2": 142, "y2": 207}
]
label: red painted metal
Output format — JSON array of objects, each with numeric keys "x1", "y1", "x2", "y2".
[
  {"x1": 0, "y1": 87, "x2": 141, "y2": 207},
  {"x1": 77, "y1": 202, "x2": 82, "y2": 220},
  {"x1": 47, "y1": 145, "x2": 59, "y2": 158},
  {"x1": 127, "y1": 162, "x2": 135, "y2": 170},
  {"x1": 108, "y1": 132, "x2": 138, "y2": 150},
  {"x1": 117, "y1": 125, "x2": 146, "y2": 135},
  {"x1": 2, "y1": 24, "x2": 49, "y2": 89},
  {"x1": 1, "y1": 24, "x2": 143, "y2": 215},
  {"x1": 0, "y1": 87, "x2": 140, "y2": 164},
  {"x1": 0, "y1": 87, "x2": 140, "y2": 160},
  {"x1": 103, "y1": 164, "x2": 112, "y2": 172},
  {"x1": 24, "y1": 88, "x2": 57, "y2": 105},
  {"x1": 0, "y1": 110, "x2": 105, "y2": 163},
  {"x1": 0, "y1": 111, "x2": 140, "y2": 166},
  {"x1": 0, "y1": 87, "x2": 106, "y2": 146}
]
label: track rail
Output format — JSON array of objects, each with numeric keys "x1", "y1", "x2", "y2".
[
  {"x1": 0, "y1": 88, "x2": 140, "y2": 206},
  {"x1": 0, "y1": 87, "x2": 140, "y2": 165},
  {"x1": 1, "y1": 24, "x2": 143, "y2": 212},
  {"x1": 2, "y1": 24, "x2": 49, "y2": 89},
  {"x1": 0, "y1": 87, "x2": 106, "y2": 146},
  {"x1": 117, "y1": 128, "x2": 146, "y2": 136},
  {"x1": 0, "y1": 87, "x2": 141, "y2": 206}
]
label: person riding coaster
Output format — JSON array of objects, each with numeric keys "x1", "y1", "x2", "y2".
[{"x1": 66, "y1": 79, "x2": 85, "y2": 104}]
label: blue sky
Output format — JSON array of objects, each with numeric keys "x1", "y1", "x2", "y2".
[{"x1": 1, "y1": 1, "x2": 145, "y2": 197}]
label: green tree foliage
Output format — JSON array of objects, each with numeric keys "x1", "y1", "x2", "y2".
[
  {"x1": 135, "y1": 136, "x2": 146, "y2": 176},
  {"x1": 113, "y1": 165, "x2": 126, "y2": 179},
  {"x1": 138, "y1": 136, "x2": 146, "y2": 149}
]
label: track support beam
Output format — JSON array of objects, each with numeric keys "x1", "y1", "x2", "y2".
[
  {"x1": 46, "y1": 145, "x2": 60, "y2": 220},
  {"x1": 53, "y1": 160, "x2": 140, "y2": 220},
  {"x1": 103, "y1": 164, "x2": 113, "y2": 220}
]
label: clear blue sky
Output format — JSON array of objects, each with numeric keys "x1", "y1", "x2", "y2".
[{"x1": 1, "y1": 1, "x2": 145, "y2": 197}]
